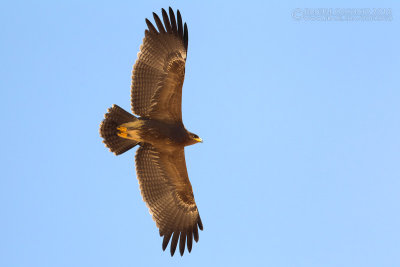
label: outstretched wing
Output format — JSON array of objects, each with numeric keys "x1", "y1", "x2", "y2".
[
  {"x1": 131, "y1": 7, "x2": 188, "y2": 123},
  {"x1": 135, "y1": 144, "x2": 203, "y2": 256}
]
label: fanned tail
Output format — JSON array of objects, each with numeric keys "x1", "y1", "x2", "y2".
[{"x1": 100, "y1": 104, "x2": 139, "y2": 155}]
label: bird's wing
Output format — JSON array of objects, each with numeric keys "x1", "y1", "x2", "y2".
[
  {"x1": 135, "y1": 144, "x2": 203, "y2": 256},
  {"x1": 131, "y1": 8, "x2": 188, "y2": 123}
]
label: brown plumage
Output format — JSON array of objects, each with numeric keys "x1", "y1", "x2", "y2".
[{"x1": 99, "y1": 7, "x2": 203, "y2": 256}]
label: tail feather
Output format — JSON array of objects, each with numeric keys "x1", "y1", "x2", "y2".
[{"x1": 100, "y1": 104, "x2": 139, "y2": 155}]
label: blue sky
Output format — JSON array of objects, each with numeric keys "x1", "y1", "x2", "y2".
[{"x1": 1, "y1": 1, "x2": 399, "y2": 266}]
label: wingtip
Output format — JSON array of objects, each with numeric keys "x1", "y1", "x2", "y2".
[
  {"x1": 193, "y1": 225, "x2": 199, "y2": 243},
  {"x1": 198, "y1": 216, "x2": 203, "y2": 230},
  {"x1": 162, "y1": 232, "x2": 172, "y2": 251},
  {"x1": 145, "y1": 18, "x2": 157, "y2": 33},
  {"x1": 161, "y1": 8, "x2": 172, "y2": 33},
  {"x1": 176, "y1": 9, "x2": 183, "y2": 38},
  {"x1": 179, "y1": 232, "x2": 186, "y2": 256},
  {"x1": 183, "y1": 22, "x2": 188, "y2": 50},
  {"x1": 187, "y1": 231, "x2": 193, "y2": 253},
  {"x1": 170, "y1": 232, "x2": 179, "y2": 256},
  {"x1": 168, "y1": 7, "x2": 177, "y2": 34}
]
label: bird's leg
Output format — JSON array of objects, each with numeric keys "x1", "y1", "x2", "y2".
[
  {"x1": 117, "y1": 121, "x2": 142, "y2": 141},
  {"x1": 117, "y1": 126, "x2": 128, "y2": 138}
]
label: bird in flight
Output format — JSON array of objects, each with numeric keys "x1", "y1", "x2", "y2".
[{"x1": 99, "y1": 7, "x2": 203, "y2": 256}]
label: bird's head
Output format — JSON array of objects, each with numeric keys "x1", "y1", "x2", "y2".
[{"x1": 188, "y1": 132, "x2": 203, "y2": 145}]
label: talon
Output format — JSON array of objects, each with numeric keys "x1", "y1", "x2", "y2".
[
  {"x1": 117, "y1": 126, "x2": 128, "y2": 138},
  {"x1": 118, "y1": 132, "x2": 128, "y2": 138}
]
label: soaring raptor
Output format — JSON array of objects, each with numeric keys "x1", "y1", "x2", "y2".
[{"x1": 99, "y1": 8, "x2": 203, "y2": 256}]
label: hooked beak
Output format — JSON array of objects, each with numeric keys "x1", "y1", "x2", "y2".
[{"x1": 193, "y1": 137, "x2": 203, "y2": 143}]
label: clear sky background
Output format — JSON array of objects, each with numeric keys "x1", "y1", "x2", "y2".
[{"x1": 1, "y1": 1, "x2": 399, "y2": 266}]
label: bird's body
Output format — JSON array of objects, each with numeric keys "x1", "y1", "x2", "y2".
[
  {"x1": 99, "y1": 7, "x2": 203, "y2": 256},
  {"x1": 117, "y1": 119, "x2": 198, "y2": 150}
]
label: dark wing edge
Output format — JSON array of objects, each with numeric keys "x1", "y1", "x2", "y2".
[
  {"x1": 135, "y1": 144, "x2": 202, "y2": 256},
  {"x1": 131, "y1": 7, "x2": 188, "y2": 122}
]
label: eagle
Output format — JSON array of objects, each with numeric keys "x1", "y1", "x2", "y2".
[{"x1": 99, "y1": 7, "x2": 203, "y2": 256}]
